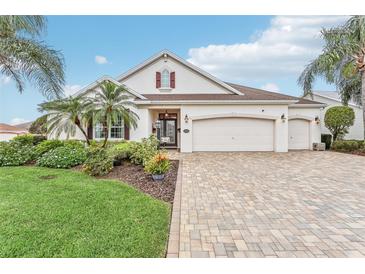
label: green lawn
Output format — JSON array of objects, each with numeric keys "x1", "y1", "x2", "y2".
[{"x1": 0, "y1": 166, "x2": 171, "y2": 258}]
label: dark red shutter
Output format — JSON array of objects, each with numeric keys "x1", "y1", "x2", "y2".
[
  {"x1": 156, "y1": 72, "x2": 161, "y2": 88},
  {"x1": 87, "y1": 117, "x2": 93, "y2": 139},
  {"x1": 170, "y1": 72, "x2": 175, "y2": 88}
]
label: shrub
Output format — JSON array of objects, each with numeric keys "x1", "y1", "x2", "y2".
[
  {"x1": 331, "y1": 140, "x2": 360, "y2": 152},
  {"x1": 321, "y1": 134, "x2": 332, "y2": 150},
  {"x1": 144, "y1": 152, "x2": 171, "y2": 175},
  {"x1": 0, "y1": 142, "x2": 35, "y2": 166},
  {"x1": 12, "y1": 134, "x2": 35, "y2": 145},
  {"x1": 129, "y1": 135, "x2": 159, "y2": 166},
  {"x1": 109, "y1": 142, "x2": 132, "y2": 161},
  {"x1": 82, "y1": 146, "x2": 113, "y2": 176},
  {"x1": 35, "y1": 140, "x2": 64, "y2": 158},
  {"x1": 324, "y1": 106, "x2": 355, "y2": 141},
  {"x1": 36, "y1": 146, "x2": 87, "y2": 168},
  {"x1": 63, "y1": 140, "x2": 86, "y2": 150},
  {"x1": 12, "y1": 134, "x2": 46, "y2": 146}
]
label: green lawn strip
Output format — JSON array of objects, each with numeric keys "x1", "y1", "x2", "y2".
[{"x1": 0, "y1": 166, "x2": 171, "y2": 258}]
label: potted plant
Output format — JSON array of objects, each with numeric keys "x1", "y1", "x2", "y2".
[{"x1": 144, "y1": 152, "x2": 171, "y2": 181}]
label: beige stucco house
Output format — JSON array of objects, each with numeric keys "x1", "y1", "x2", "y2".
[{"x1": 50, "y1": 50, "x2": 324, "y2": 152}]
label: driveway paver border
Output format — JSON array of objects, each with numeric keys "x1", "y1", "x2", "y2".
[{"x1": 166, "y1": 158, "x2": 183, "y2": 258}]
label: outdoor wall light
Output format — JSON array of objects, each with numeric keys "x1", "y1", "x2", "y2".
[
  {"x1": 281, "y1": 114, "x2": 286, "y2": 122},
  {"x1": 184, "y1": 114, "x2": 189, "y2": 123},
  {"x1": 315, "y1": 116, "x2": 320, "y2": 124}
]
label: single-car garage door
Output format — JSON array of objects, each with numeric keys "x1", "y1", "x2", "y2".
[
  {"x1": 288, "y1": 119, "x2": 310, "y2": 150},
  {"x1": 192, "y1": 117, "x2": 274, "y2": 151}
]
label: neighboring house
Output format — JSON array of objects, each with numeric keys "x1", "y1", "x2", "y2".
[
  {"x1": 14, "y1": 121, "x2": 33, "y2": 131},
  {"x1": 50, "y1": 49, "x2": 324, "y2": 152},
  {"x1": 0, "y1": 123, "x2": 28, "y2": 141},
  {"x1": 304, "y1": 92, "x2": 364, "y2": 140}
]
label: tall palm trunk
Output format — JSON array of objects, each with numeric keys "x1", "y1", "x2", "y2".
[
  {"x1": 102, "y1": 120, "x2": 109, "y2": 148},
  {"x1": 362, "y1": 71, "x2": 365, "y2": 140},
  {"x1": 76, "y1": 125, "x2": 91, "y2": 145},
  {"x1": 75, "y1": 117, "x2": 90, "y2": 145}
]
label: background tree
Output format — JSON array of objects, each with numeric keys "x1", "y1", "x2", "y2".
[
  {"x1": 298, "y1": 16, "x2": 365, "y2": 139},
  {"x1": 29, "y1": 116, "x2": 47, "y2": 134},
  {"x1": 93, "y1": 81, "x2": 139, "y2": 147},
  {"x1": 324, "y1": 106, "x2": 355, "y2": 141},
  {"x1": 39, "y1": 96, "x2": 93, "y2": 144},
  {"x1": 0, "y1": 16, "x2": 65, "y2": 98}
]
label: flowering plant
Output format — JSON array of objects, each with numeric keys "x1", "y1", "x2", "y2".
[{"x1": 144, "y1": 152, "x2": 171, "y2": 175}]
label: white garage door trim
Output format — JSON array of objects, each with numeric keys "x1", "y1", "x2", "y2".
[
  {"x1": 192, "y1": 116, "x2": 275, "y2": 152},
  {"x1": 288, "y1": 119, "x2": 310, "y2": 150}
]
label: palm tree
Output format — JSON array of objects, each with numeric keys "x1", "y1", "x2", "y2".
[
  {"x1": 298, "y1": 16, "x2": 365, "y2": 139},
  {"x1": 39, "y1": 96, "x2": 93, "y2": 145},
  {"x1": 93, "y1": 80, "x2": 139, "y2": 147},
  {"x1": 0, "y1": 16, "x2": 65, "y2": 98}
]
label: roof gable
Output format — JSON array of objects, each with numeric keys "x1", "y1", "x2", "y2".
[
  {"x1": 117, "y1": 50, "x2": 242, "y2": 95},
  {"x1": 73, "y1": 76, "x2": 146, "y2": 99},
  {"x1": 308, "y1": 92, "x2": 360, "y2": 108}
]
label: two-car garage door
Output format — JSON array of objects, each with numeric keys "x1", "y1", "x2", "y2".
[
  {"x1": 191, "y1": 117, "x2": 311, "y2": 151},
  {"x1": 192, "y1": 117, "x2": 274, "y2": 151}
]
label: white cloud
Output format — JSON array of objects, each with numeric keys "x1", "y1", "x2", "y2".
[
  {"x1": 10, "y1": 118, "x2": 30, "y2": 125},
  {"x1": 261, "y1": 83, "x2": 280, "y2": 92},
  {"x1": 64, "y1": 84, "x2": 82, "y2": 97},
  {"x1": 95, "y1": 55, "x2": 108, "y2": 64},
  {"x1": 187, "y1": 16, "x2": 349, "y2": 83},
  {"x1": 0, "y1": 75, "x2": 11, "y2": 86}
]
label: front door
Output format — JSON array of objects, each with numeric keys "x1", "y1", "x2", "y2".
[{"x1": 158, "y1": 113, "x2": 177, "y2": 146}]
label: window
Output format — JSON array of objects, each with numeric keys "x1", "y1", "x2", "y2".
[
  {"x1": 110, "y1": 115, "x2": 124, "y2": 139},
  {"x1": 95, "y1": 122, "x2": 106, "y2": 139},
  {"x1": 161, "y1": 69, "x2": 170, "y2": 88},
  {"x1": 94, "y1": 115, "x2": 124, "y2": 139}
]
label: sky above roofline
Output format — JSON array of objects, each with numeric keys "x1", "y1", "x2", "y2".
[{"x1": 0, "y1": 15, "x2": 347, "y2": 124}]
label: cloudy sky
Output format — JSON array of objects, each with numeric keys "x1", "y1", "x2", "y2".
[{"x1": 0, "y1": 15, "x2": 348, "y2": 124}]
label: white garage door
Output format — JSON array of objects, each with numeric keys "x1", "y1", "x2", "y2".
[
  {"x1": 192, "y1": 117, "x2": 274, "y2": 151},
  {"x1": 288, "y1": 119, "x2": 310, "y2": 150}
]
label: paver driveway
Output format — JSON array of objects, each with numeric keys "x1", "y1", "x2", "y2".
[{"x1": 173, "y1": 151, "x2": 365, "y2": 258}]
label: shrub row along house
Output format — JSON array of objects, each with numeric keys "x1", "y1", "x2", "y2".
[{"x1": 49, "y1": 50, "x2": 325, "y2": 152}]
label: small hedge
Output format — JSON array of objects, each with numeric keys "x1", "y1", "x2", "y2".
[
  {"x1": 36, "y1": 146, "x2": 87, "y2": 168},
  {"x1": 13, "y1": 134, "x2": 46, "y2": 146},
  {"x1": 83, "y1": 146, "x2": 113, "y2": 176},
  {"x1": 34, "y1": 139, "x2": 85, "y2": 158},
  {"x1": 34, "y1": 140, "x2": 64, "y2": 157},
  {"x1": 0, "y1": 142, "x2": 35, "y2": 166},
  {"x1": 331, "y1": 140, "x2": 365, "y2": 152}
]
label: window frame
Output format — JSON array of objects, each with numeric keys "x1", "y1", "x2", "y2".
[
  {"x1": 93, "y1": 115, "x2": 125, "y2": 140},
  {"x1": 161, "y1": 69, "x2": 170, "y2": 88}
]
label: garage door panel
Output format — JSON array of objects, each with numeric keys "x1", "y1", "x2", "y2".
[
  {"x1": 192, "y1": 117, "x2": 274, "y2": 151},
  {"x1": 288, "y1": 119, "x2": 310, "y2": 150}
]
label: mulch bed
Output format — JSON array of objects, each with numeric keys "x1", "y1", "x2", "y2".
[{"x1": 99, "y1": 160, "x2": 179, "y2": 204}]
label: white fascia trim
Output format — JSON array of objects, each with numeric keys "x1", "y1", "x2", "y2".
[
  {"x1": 116, "y1": 49, "x2": 242, "y2": 96},
  {"x1": 73, "y1": 76, "x2": 146, "y2": 100},
  {"x1": 135, "y1": 99, "x2": 298, "y2": 105},
  {"x1": 289, "y1": 103, "x2": 326, "y2": 108},
  {"x1": 311, "y1": 93, "x2": 360, "y2": 108}
]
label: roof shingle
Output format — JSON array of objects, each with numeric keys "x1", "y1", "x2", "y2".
[{"x1": 136, "y1": 82, "x2": 323, "y2": 105}]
